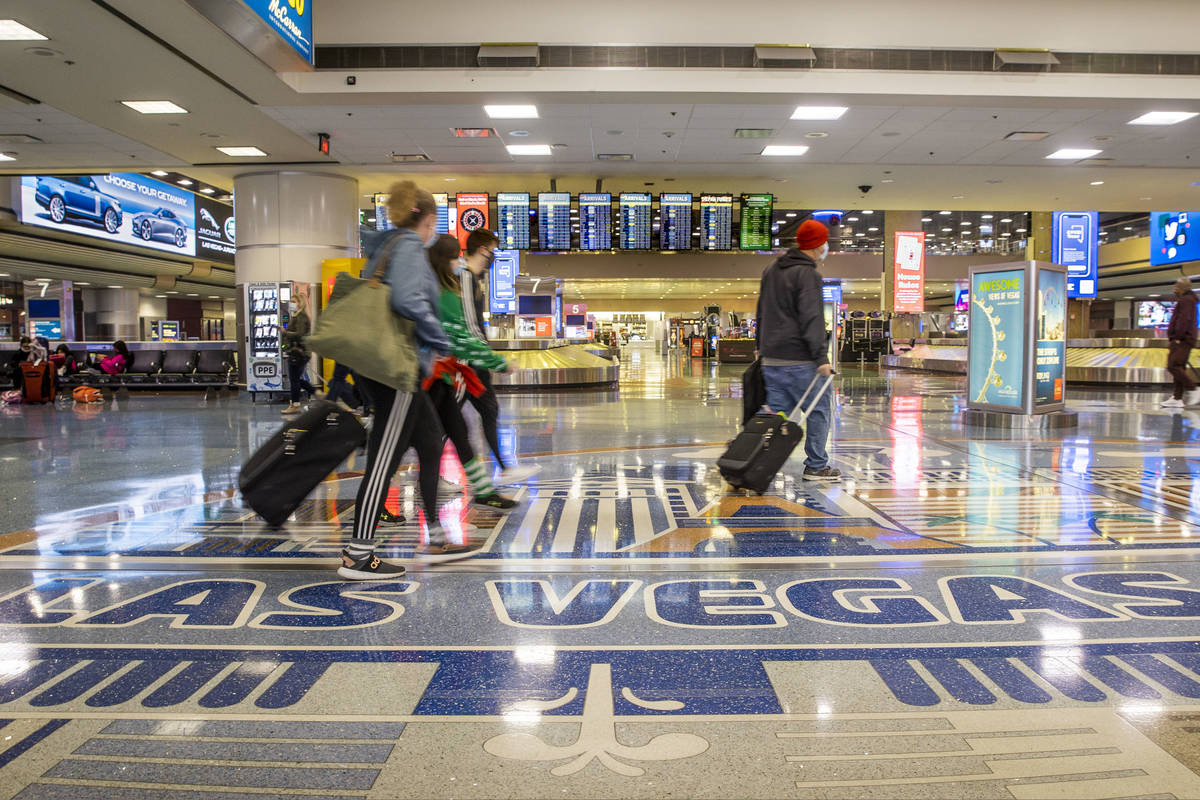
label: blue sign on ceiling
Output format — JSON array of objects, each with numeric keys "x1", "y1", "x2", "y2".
[{"x1": 240, "y1": 0, "x2": 313, "y2": 65}]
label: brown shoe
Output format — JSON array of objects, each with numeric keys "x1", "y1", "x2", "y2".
[{"x1": 416, "y1": 541, "x2": 481, "y2": 563}]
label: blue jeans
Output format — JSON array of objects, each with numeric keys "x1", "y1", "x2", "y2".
[{"x1": 762, "y1": 363, "x2": 832, "y2": 470}]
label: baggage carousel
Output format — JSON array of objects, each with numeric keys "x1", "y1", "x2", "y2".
[
  {"x1": 881, "y1": 338, "x2": 1175, "y2": 385},
  {"x1": 490, "y1": 339, "x2": 619, "y2": 391}
]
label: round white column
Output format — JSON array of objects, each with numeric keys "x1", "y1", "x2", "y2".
[{"x1": 233, "y1": 171, "x2": 359, "y2": 285}]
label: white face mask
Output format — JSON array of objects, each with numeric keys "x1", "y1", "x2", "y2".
[
  {"x1": 816, "y1": 242, "x2": 829, "y2": 261},
  {"x1": 289, "y1": 301, "x2": 299, "y2": 312}
]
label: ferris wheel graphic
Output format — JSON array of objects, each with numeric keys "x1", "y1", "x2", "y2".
[{"x1": 972, "y1": 294, "x2": 1009, "y2": 403}]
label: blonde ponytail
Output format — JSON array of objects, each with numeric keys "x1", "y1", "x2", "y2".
[{"x1": 387, "y1": 180, "x2": 435, "y2": 228}]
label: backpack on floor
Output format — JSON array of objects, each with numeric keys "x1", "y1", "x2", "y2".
[
  {"x1": 20, "y1": 361, "x2": 54, "y2": 404},
  {"x1": 73, "y1": 386, "x2": 103, "y2": 404}
]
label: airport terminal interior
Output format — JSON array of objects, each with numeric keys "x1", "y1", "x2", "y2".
[{"x1": 4, "y1": 1, "x2": 1200, "y2": 798}]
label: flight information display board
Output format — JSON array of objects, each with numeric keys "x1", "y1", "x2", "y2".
[
  {"x1": 659, "y1": 193, "x2": 692, "y2": 250},
  {"x1": 433, "y1": 193, "x2": 451, "y2": 235},
  {"x1": 579, "y1": 193, "x2": 612, "y2": 250},
  {"x1": 739, "y1": 193, "x2": 773, "y2": 250},
  {"x1": 619, "y1": 193, "x2": 652, "y2": 249},
  {"x1": 496, "y1": 192, "x2": 530, "y2": 249},
  {"x1": 537, "y1": 192, "x2": 572, "y2": 250},
  {"x1": 699, "y1": 194, "x2": 734, "y2": 250}
]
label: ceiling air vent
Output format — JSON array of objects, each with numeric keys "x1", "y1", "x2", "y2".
[
  {"x1": 597, "y1": 153, "x2": 633, "y2": 161},
  {"x1": 1078, "y1": 157, "x2": 1115, "y2": 166},
  {"x1": 734, "y1": 128, "x2": 776, "y2": 139},
  {"x1": 389, "y1": 152, "x2": 430, "y2": 162},
  {"x1": 993, "y1": 49, "x2": 1059, "y2": 70},
  {"x1": 0, "y1": 133, "x2": 42, "y2": 144},
  {"x1": 477, "y1": 44, "x2": 540, "y2": 68},
  {"x1": 1004, "y1": 131, "x2": 1050, "y2": 141},
  {"x1": 754, "y1": 45, "x2": 816, "y2": 68}
]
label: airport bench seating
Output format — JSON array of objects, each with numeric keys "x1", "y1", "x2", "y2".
[{"x1": 56, "y1": 349, "x2": 237, "y2": 389}]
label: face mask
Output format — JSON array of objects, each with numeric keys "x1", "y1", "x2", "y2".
[
  {"x1": 816, "y1": 243, "x2": 829, "y2": 261},
  {"x1": 289, "y1": 302, "x2": 298, "y2": 312},
  {"x1": 423, "y1": 232, "x2": 438, "y2": 248}
]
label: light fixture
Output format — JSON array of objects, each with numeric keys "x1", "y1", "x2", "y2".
[
  {"x1": 867, "y1": 227, "x2": 879, "y2": 232},
  {"x1": 981, "y1": 214, "x2": 993, "y2": 219},
  {"x1": 121, "y1": 100, "x2": 188, "y2": 115},
  {"x1": 216, "y1": 146, "x2": 267, "y2": 157},
  {"x1": 1046, "y1": 148, "x2": 1102, "y2": 160},
  {"x1": 1015, "y1": 227, "x2": 1027, "y2": 232},
  {"x1": 939, "y1": 210, "x2": 951, "y2": 215},
  {"x1": 155, "y1": 294, "x2": 167, "y2": 298},
  {"x1": 1000, "y1": 218, "x2": 1013, "y2": 223},
  {"x1": 791, "y1": 106, "x2": 847, "y2": 120},
  {"x1": 150, "y1": 170, "x2": 168, "y2": 177},
  {"x1": 961, "y1": 221, "x2": 972, "y2": 226},
  {"x1": 107, "y1": 285, "x2": 122, "y2": 289},
  {"x1": 1128, "y1": 111, "x2": 1198, "y2": 126},
  {"x1": 0, "y1": 153, "x2": 14, "y2": 162},
  {"x1": 847, "y1": 216, "x2": 859, "y2": 222},
  {"x1": 760, "y1": 145, "x2": 809, "y2": 156},
  {"x1": 0, "y1": 19, "x2": 47, "y2": 40},
  {"x1": 484, "y1": 105, "x2": 538, "y2": 119},
  {"x1": 506, "y1": 144, "x2": 552, "y2": 156},
  {"x1": 177, "y1": 179, "x2": 193, "y2": 186},
  {"x1": 942, "y1": 227, "x2": 952, "y2": 232},
  {"x1": 1090, "y1": 180, "x2": 1105, "y2": 186},
  {"x1": 861, "y1": 210, "x2": 874, "y2": 215},
  {"x1": 73, "y1": 281, "x2": 90, "y2": 285},
  {"x1": 785, "y1": 212, "x2": 797, "y2": 218},
  {"x1": 920, "y1": 217, "x2": 932, "y2": 222}
]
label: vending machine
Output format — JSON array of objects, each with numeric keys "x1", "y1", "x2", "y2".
[{"x1": 237, "y1": 282, "x2": 292, "y2": 394}]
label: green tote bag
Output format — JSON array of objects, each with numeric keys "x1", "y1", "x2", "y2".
[{"x1": 305, "y1": 236, "x2": 419, "y2": 391}]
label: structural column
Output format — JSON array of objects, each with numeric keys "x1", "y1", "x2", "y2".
[
  {"x1": 233, "y1": 171, "x2": 360, "y2": 287},
  {"x1": 882, "y1": 210, "x2": 923, "y2": 312}
]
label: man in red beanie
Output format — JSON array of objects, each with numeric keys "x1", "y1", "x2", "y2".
[{"x1": 754, "y1": 218, "x2": 840, "y2": 481}]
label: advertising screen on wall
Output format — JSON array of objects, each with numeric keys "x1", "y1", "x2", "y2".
[
  {"x1": 578, "y1": 193, "x2": 612, "y2": 250},
  {"x1": 496, "y1": 192, "x2": 530, "y2": 250},
  {"x1": 195, "y1": 195, "x2": 236, "y2": 265},
  {"x1": 1138, "y1": 300, "x2": 1175, "y2": 327},
  {"x1": 955, "y1": 287, "x2": 970, "y2": 311},
  {"x1": 968, "y1": 268, "x2": 1026, "y2": 411},
  {"x1": 20, "y1": 173, "x2": 198, "y2": 258},
  {"x1": 238, "y1": 0, "x2": 314, "y2": 65},
  {"x1": 455, "y1": 193, "x2": 490, "y2": 251},
  {"x1": 738, "y1": 193, "x2": 773, "y2": 250},
  {"x1": 659, "y1": 193, "x2": 692, "y2": 250},
  {"x1": 618, "y1": 192, "x2": 652, "y2": 249},
  {"x1": 1150, "y1": 212, "x2": 1200, "y2": 266},
  {"x1": 488, "y1": 249, "x2": 519, "y2": 314},
  {"x1": 1051, "y1": 210, "x2": 1098, "y2": 298},
  {"x1": 892, "y1": 231, "x2": 926, "y2": 313},
  {"x1": 537, "y1": 192, "x2": 571, "y2": 250},
  {"x1": 699, "y1": 194, "x2": 733, "y2": 250},
  {"x1": 1035, "y1": 267, "x2": 1066, "y2": 407}
]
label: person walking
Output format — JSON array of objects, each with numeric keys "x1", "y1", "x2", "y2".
[
  {"x1": 281, "y1": 291, "x2": 315, "y2": 416},
  {"x1": 458, "y1": 228, "x2": 539, "y2": 484},
  {"x1": 755, "y1": 218, "x2": 839, "y2": 481},
  {"x1": 339, "y1": 181, "x2": 472, "y2": 580},
  {"x1": 1162, "y1": 276, "x2": 1199, "y2": 409}
]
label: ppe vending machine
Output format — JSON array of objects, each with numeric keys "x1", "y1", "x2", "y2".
[{"x1": 238, "y1": 282, "x2": 292, "y2": 395}]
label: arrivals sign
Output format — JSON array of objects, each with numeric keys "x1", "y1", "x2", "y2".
[
  {"x1": 1052, "y1": 210, "x2": 1098, "y2": 299},
  {"x1": 968, "y1": 267, "x2": 1026, "y2": 411},
  {"x1": 239, "y1": 0, "x2": 314, "y2": 65},
  {"x1": 892, "y1": 231, "x2": 926, "y2": 313}
]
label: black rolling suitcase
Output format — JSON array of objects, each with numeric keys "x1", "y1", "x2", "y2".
[
  {"x1": 718, "y1": 373, "x2": 834, "y2": 494},
  {"x1": 239, "y1": 400, "x2": 367, "y2": 527}
]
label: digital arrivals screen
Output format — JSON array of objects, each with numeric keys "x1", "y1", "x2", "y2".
[
  {"x1": 618, "y1": 193, "x2": 652, "y2": 249},
  {"x1": 496, "y1": 193, "x2": 530, "y2": 250},
  {"x1": 433, "y1": 193, "x2": 451, "y2": 235},
  {"x1": 537, "y1": 192, "x2": 571, "y2": 250},
  {"x1": 699, "y1": 194, "x2": 733, "y2": 250},
  {"x1": 739, "y1": 193, "x2": 773, "y2": 250},
  {"x1": 659, "y1": 193, "x2": 692, "y2": 250},
  {"x1": 579, "y1": 193, "x2": 612, "y2": 250}
]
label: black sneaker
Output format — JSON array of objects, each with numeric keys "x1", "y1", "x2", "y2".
[
  {"x1": 378, "y1": 508, "x2": 405, "y2": 525},
  {"x1": 803, "y1": 466, "x2": 842, "y2": 482},
  {"x1": 472, "y1": 493, "x2": 519, "y2": 511},
  {"x1": 337, "y1": 550, "x2": 406, "y2": 580}
]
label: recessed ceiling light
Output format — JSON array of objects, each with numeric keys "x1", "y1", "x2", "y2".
[
  {"x1": 791, "y1": 106, "x2": 847, "y2": 120},
  {"x1": 121, "y1": 100, "x2": 188, "y2": 115},
  {"x1": 150, "y1": 170, "x2": 168, "y2": 177},
  {"x1": 981, "y1": 214, "x2": 993, "y2": 219},
  {"x1": 867, "y1": 227, "x2": 879, "y2": 232},
  {"x1": 881, "y1": 178, "x2": 894, "y2": 183},
  {"x1": 200, "y1": 187, "x2": 215, "y2": 194},
  {"x1": 177, "y1": 179, "x2": 193, "y2": 186},
  {"x1": 847, "y1": 216, "x2": 859, "y2": 222},
  {"x1": 155, "y1": 294, "x2": 167, "y2": 298},
  {"x1": 74, "y1": 281, "x2": 89, "y2": 285},
  {"x1": 485, "y1": 105, "x2": 538, "y2": 119},
  {"x1": 920, "y1": 217, "x2": 932, "y2": 222},
  {"x1": 861, "y1": 210, "x2": 874, "y2": 215},
  {"x1": 1046, "y1": 148, "x2": 1102, "y2": 160},
  {"x1": 942, "y1": 227, "x2": 952, "y2": 232},
  {"x1": 961, "y1": 221, "x2": 972, "y2": 226},
  {"x1": 208, "y1": 295, "x2": 220, "y2": 299},
  {"x1": 1129, "y1": 111, "x2": 1198, "y2": 126},
  {"x1": 506, "y1": 144, "x2": 552, "y2": 155},
  {"x1": 1124, "y1": 226, "x2": 1133, "y2": 231},
  {"x1": 939, "y1": 210, "x2": 952, "y2": 215},
  {"x1": 0, "y1": 153, "x2": 14, "y2": 162},
  {"x1": 107, "y1": 285, "x2": 122, "y2": 289},
  {"x1": 216, "y1": 146, "x2": 267, "y2": 157},
  {"x1": 0, "y1": 19, "x2": 47, "y2": 40},
  {"x1": 761, "y1": 145, "x2": 809, "y2": 156},
  {"x1": 1000, "y1": 218, "x2": 1013, "y2": 223},
  {"x1": 1015, "y1": 227, "x2": 1027, "y2": 233},
  {"x1": 1090, "y1": 180, "x2": 1105, "y2": 186}
]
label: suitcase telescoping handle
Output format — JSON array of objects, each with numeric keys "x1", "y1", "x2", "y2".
[{"x1": 787, "y1": 372, "x2": 835, "y2": 422}]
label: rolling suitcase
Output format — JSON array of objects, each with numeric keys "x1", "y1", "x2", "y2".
[
  {"x1": 20, "y1": 362, "x2": 54, "y2": 404},
  {"x1": 741, "y1": 358, "x2": 766, "y2": 425},
  {"x1": 718, "y1": 373, "x2": 834, "y2": 494},
  {"x1": 239, "y1": 400, "x2": 367, "y2": 528}
]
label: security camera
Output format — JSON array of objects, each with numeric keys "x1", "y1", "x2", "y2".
[{"x1": 858, "y1": 184, "x2": 873, "y2": 194}]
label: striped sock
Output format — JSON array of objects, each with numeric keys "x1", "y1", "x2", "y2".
[
  {"x1": 464, "y1": 458, "x2": 495, "y2": 496},
  {"x1": 346, "y1": 537, "x2": 375, "y2": 558}
]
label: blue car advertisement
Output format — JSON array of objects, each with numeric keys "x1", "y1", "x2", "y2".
[
  {"x1": 20, "y1": 173, "x2": 197, "y2": 257},
  {"x1": 968, "y1": 268, "x2": 1026, "y2": 410}
]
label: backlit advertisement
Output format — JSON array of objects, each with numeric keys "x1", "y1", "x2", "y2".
[
  {"x1": 1035, "y1": 268, "x2": 1066, "y2": 407},
  {"x1": 195, "y1": 195, "x2": 236, "y2": 265},
  {"x1": 968, "y1": 268, "x2": 1026, "y2": 410},
  {"x1": 456, "y1": 192, "x2": 490, "y2": 251},
  {"x1": 489, "y1": 249, "x2": 518, "y2": 314},
  {"x1": 892, "y1": 231, "x2": 926, "y2": 313},
  {"x1": 19, "y1": 173, "x2": 197, "y2": 257},
  {"x1": 239, "y1": 0, "x2": 314, "y2": 65},
  {"x1": 1150, "y1": 211, "x2": 1200, "y2": 266},
  {"x1": 1051, "y1": 211, "x2": 1098, "y2": 298}
]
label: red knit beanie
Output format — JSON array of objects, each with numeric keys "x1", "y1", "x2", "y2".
[{"x1": 796, "y1": 219, "x2": 829, "y2": 250}]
